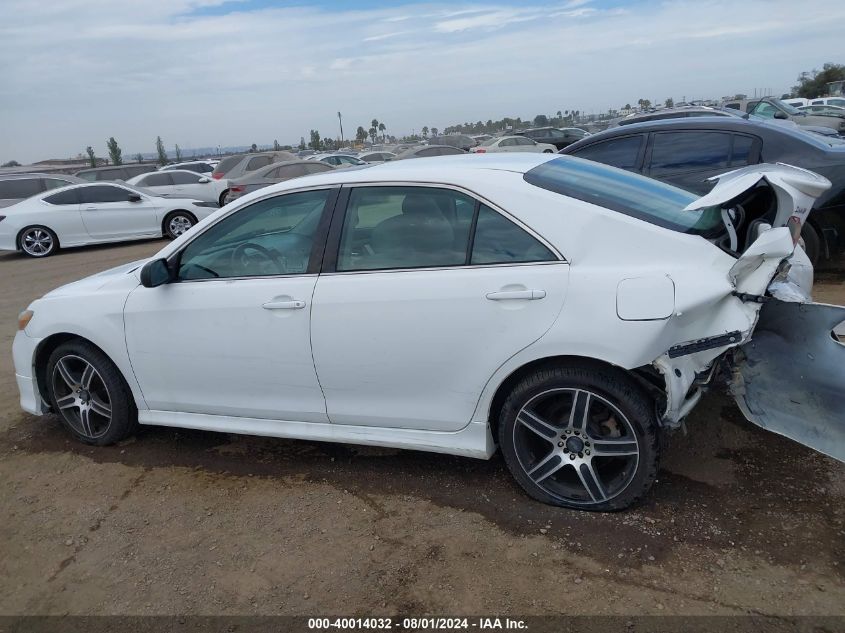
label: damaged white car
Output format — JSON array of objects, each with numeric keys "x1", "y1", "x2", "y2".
[{"x1": 12, "y1": 154, "x2": 844, "y2": 511}]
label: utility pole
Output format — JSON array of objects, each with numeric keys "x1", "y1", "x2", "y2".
[{"x1": 338, "y1": 112, "x2": 344, "y2": 146}]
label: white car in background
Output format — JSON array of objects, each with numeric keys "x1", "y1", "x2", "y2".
[
  {"x1": 0, "y1": 182, "x2": 217, "y2": 257},
  {"x1": 127, "y1": 169, "x2": 228, "y2": 206},
  {"x1": 11, "y1": 155, "x2": 844, "y2": 511},
  {"x1": 470, "y1": 136, "x2": 557, "y2": 154}
]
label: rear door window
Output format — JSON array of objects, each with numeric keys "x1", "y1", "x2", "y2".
[
  {"x1": 79, "y1": 185, "x2": 132, "y2": 204},
  {"x1": 649, "y1": 132, "x2": 732, "y2": 175},
  {"x1": 471, "y1": 205, "x2": 556, "y2": 264},
  {"x1": 143, "y1": 173, "x2": 173, "y2": 186},
  {"x1": 171, "y1": 172, "x2": 202, "y2": 185},
  {"x1": 42, "y1": 178, "x2": 72, "y2": 191},
  {"x1": 44, "y1": 188, "x2": 81, "y2": 205},
  {"x1": 570, "y1": 135, "x2": 644, "y2": 171}
]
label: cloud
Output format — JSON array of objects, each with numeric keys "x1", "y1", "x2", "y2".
[{"x1": 1, "y1": 0, "x2": 844, "y2": 163}]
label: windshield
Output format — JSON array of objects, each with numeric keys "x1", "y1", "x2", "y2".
[
  {"x1": 524, "y1": 157, "x2": 723, "y2": 235},
  {"x1": 775, "y1": 99, "x2": 801, "y2": 115}
]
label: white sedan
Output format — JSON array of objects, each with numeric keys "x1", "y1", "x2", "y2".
[
  {"x1": 127, "y1": 169, "x2": 228, "y2": 206},
  {"x1": 12, "y1": 155, "x2": 844, "y2": 510},
  {"x1": 470, "y1": 136, "x2": 557, "y2": 154},
  {"x1": 0, "y1": 182, "x2": 217, "y2": 257}
]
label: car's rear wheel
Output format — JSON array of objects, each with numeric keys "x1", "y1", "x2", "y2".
[
  {"x1": 498, "y1": 364, "x2": 660, "y2": 511},
  {"x1": 18, "y1": 226, "x2": 58, "y2": 257},
  {"x1": 218, "y1": 191, "x2": 229, "y2": 207},
  {"x1": 45, "y1": 340, "x2": 137, "y2": 446},
  {"x1": 163, "y1": 211, "x2": 196, "y2": 239}
]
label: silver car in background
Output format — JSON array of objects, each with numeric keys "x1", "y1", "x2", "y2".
[
  {"x1": 0, "y1": 173, "x2": 86, "y2": 208},
  {"x1": 224, "y1": 160, "x2": 334, "y2": 203}
]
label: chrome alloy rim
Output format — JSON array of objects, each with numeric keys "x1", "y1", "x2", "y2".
[
  {"x1": 51, "y1": 355, "x2": 112, "y2": 439},
  {"x1": 169, "y1": 215, "x2": 193, "y2": 236},
  {"x1": 513, "y1": 388, "x2": 640, "y2": 505},
  {"x1": 21, "y1": 228, "x2": 54, "y2": 256}
]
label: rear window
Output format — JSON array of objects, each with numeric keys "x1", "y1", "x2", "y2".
[
  {"x1": 215, "y1": 155, "x2": 243, "y2": 175},
  {"x1": 523, "y1": 157, "x2": 722, "y2": 235}
]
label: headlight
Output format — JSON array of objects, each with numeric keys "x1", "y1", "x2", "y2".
[{"x1": 18, "y1": 310, "x2": 34, "y2": 331}]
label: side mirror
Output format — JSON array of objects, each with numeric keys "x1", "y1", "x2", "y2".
[
  {"x1": 198, "y1": 177, "x2": 211, "y2": 183},
  {"x1": 140, "y1": 258, "x2": 173, "y2": 288},
  {"x1": 773, "y1": 111, "x2": 788, "y2": 120},
  {"x1": 127, "y1": 193, "x2": 142, "y2": 202}
]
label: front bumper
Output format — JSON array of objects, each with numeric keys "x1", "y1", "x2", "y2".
[{"x1": 12, "y1": 330, "x2": 45, "y2": 415}]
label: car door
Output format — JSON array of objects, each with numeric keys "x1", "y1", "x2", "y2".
[
  {"x1": 137, "y1": 172, "x2": 175, "y2": 196},
  {"x1": 645, "y1": 131, "x2": 756, "y2": 194},
  {"x1": 78, "y1": 184, "x2": 160, "y2": 239},
  {"x1": 123, "y1": 188, "x2": 337, "y2": 421},
  {"x1": 498, "y1": 138, "x2": 519, "y2": 153},
  {"x1": 310, "y1": 185, "x2": 568, "y2": 432},
  {"x1": 39, "y1": 187, "x2": 89, "y2": 244},
  {"x1": 169, "y1": 171, "x2": 213, "y2": 200}
]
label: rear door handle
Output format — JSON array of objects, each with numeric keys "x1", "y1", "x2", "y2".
[
  {"x1": 262, "y1": 299, "x2": 306, "y2": 310},
  {"x1": 486, "y1": 289, "x2": 546, "y2": 301}
]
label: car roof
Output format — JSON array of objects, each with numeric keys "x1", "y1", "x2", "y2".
[
  {"x1": 256, "y1": 154, "x2": 555, "y2": 192},
  {"x1": 563, "y1": 116, "x2": 839, "y2": 150},
  {"x1": 0, "y1": 173, "x2": 84, "y2": 181}
]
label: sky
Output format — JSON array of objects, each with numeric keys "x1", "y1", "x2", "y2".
[{"x1": 1, "y1": 0, "x2": 843, "y2": 163}]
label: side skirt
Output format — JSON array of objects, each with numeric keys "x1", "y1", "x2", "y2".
[{"x1": 139, "y1": 410, "x2": 496, "y2": 459}]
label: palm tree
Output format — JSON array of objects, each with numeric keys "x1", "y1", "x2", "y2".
[
  {"x1": 431, "y1": 127, "x2": 439, "y2": 137},
  {"x1": 378, "y1": 122, "x2": 386, "y2": 141},
  {"x1": 369, "y1": 127, "x2": 377, "y2": 143},
  {"x1": 371, "y1": 119, "x2": 379, "y2": 135},
  {"x1": 356, "y1": 126, "x2": 367, "y2": 143},
  {"x1": 421, "y1": 126, "x2": 429, "y2": 139}
]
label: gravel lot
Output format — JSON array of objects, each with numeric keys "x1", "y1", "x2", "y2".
[{"x1": 0, "y1": 240, "x2": 843, "y2": 618}]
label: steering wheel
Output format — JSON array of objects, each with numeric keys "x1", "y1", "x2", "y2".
[{"x1": 231, "y1": 242, "x2": 284, "y2": 274}]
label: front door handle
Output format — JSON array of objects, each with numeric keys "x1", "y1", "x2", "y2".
[
  {"x1": 262, "y1": 299, "x2": 306, "y2": 310},
  {"x1": 486, "y1": 289, "x2": 546, "y2": 301}
]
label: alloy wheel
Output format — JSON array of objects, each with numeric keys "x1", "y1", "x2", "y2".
[
  {"x1": 168, "y1": 215, "x2": 193, "y2": 237},
  {"x1": 21, "y1": 228, "x2": 54, "y2": 256},
  {"x1": 512, "y1": 388, "x2": 640, "y2": 506},
  {"x1": 51, "y1": 355, "x2": 112, "y2": 439}
]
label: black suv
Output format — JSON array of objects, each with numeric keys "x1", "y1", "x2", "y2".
[
  {"x1": 560, "y1": 117, "x2": 845, "y2": 264},
  {"x1": 513, "y1": 127, "x2": 588, "y2": 150}
]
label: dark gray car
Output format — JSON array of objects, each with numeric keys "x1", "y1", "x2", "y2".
[
  {"x1": 394, "y1": 145, "x2": 467, "y2": 160},
  {"x1": 211, "y1": 151, "x2": 297, "y2": 181},
  {"x1": 74, "y1": 164, "x2": 157, "y2": 182},
  {"x1": 0, "y1": 173, "x2": 86, "y2": 208},
  {"x1": 224, "y1": 160, "x2": 334, "y2": 203},
  {"x1": 428, "y1": 135, "x2": 476, "y2": 151}
]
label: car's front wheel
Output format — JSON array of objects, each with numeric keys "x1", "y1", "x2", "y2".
[
  {"x1": 218, "y1": 191, "x2": 229, "y2": 207},
  {"x1": 163, "y1": 211, "x2": 196, "y2": 239},
  {"x1": 46, "y1": 340, "x2": 137, "y2": 446},
  {"x1": 18, "y1": 226, "x2": 58, "y2": 257},
  {"x1": 498, "y1": 364, "x2": 660, "y2": 511}
]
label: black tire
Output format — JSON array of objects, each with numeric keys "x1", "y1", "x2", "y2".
[
  {"x1": 218, "y1": 191, "x2": 229, "y2": 207},
  {"x1": 18, "y1": 225, "x2": 58, "y2": 258},
  {"x1": 163, "y1": 211, "x2": 196, "y2": 239},
  {"x1": 45, "y1": 340, "x2": 138, "y2": 446},
  {"x1": 498, "y1": 363, "x2": 660, "y2": 511},
  {"x1": 800, "y1": 222, "x2": 821, "y2": 266},
  {"x1": 543, "y1": 149, "x2": 554, "y2": 153}
]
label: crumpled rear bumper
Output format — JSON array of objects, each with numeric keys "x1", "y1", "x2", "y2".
[{"x1": 730, "y1": 299, "x2": 845, "y2": 463}]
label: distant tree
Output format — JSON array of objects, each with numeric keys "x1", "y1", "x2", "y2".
[
  {"x1": 299, "y1": 137, "x2": 307, "y2": 150},
  {"x1": 624, "y1": 103, "x2": 631, "y2": 110},
  {"x1": 250, "y1": 143, "x2": 258, "y2": 153},
  {"x1": 322, "y1": 137, "x2": 336, "y2": 151},
  {"x1": 355, "y1": 126, "x2": 367, "y2": 143},
  {"x1": 421, "y1": 126, "x2": 429, "y2": 139},
  {"x1": 371, "y1": 119, "x2": 379, "y2": 135},
  {"x1": 368, "y1": 127, "x2": 377, "y2": 143},
  {"x1": 792, "y1": 63, "x2": 845, "y2": 98},
  {"x1": 309, "y1": 130, "x2": 321, "y2": 150},
  {"x1": 1, "y1": 160, "x2": 21, "y2": 167},
  {"x1": 378, "y1": 122, "x2": 386, "y2": 141},
  {"x1": 273, "y1": 139, "x2": 281, "y2": 151},
  {"x1": 431, "y1": 127, "x2": 439, "y2": 137},
  {"x1": 106, "y1": 137, "x2": 123, "y2": 165},
  {"x1": 533, "y1": 114, "x2": 548, "y2": 127},
  {"x1": 86, "y1": 146, "x2": 97, "y2": 168},
  {"x1": 155, "y1": 136, "x2": 167, "y2": 166},
  {"x1": 133, "y1": 153, "x2": 144, "y2": 163},
  {"x1": 637, "y1": 98, "x2": 651, "y2": 110},
  {"x1": 664, "y1": 97, "x2": 674, "y2": 108},
  {"x1": 175, "y1": 144, "x2": 182, "y2": 162}
]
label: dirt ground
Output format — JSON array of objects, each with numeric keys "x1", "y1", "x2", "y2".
[{"x1": 0, "y1": 240, "x2": 843, "y2": 619}]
